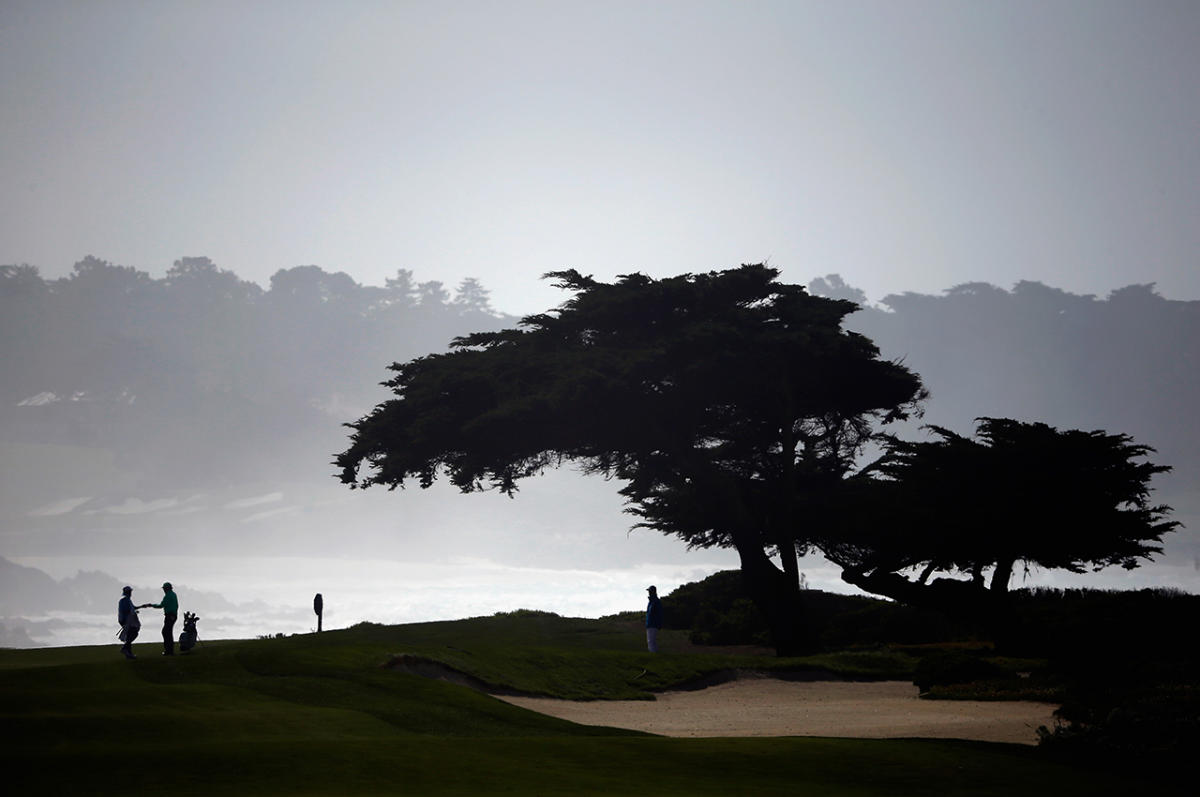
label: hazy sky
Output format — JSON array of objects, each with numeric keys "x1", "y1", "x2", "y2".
[{"x1": 3, "y1": 0, "x2": 1199, "y2": 315}]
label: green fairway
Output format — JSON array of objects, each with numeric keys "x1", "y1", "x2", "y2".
[{"x1": 1, "y1": 615, "x2": 1182, "y2": 796}]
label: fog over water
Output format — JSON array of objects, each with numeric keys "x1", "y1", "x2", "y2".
[
  {"x1": 9, "y1": 549, "x2": 1198, "y2": 650},
  {"x1": 7, "y1": 554, "x2": 737, "y2": 648}
]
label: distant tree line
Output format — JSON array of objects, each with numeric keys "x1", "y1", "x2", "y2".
[
  {"x1": 6, "y1": 256, "x2": 1196, "y2": 496},
  {"x1": 0, "y1": 256, "x2": 505, "y2": 405},
  {"x1": 0, "y1": 256, "x2": 514, "y2": 485},
  {"x1": 811, "y1": 274, "x2": 1200, "y2": 483}
]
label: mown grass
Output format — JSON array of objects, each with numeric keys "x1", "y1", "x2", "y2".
[
  {"x1": 1, "y1": 614, "x2": 1185, "y2": 796},
  {"x1": 14, "y1": 736, "x2": 1178, "y2": 797}
]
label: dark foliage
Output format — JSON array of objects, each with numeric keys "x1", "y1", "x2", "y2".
[
  {"x1": 819, "y1": 418, "x2": 1178, "y2": 645},
  {"x1": 1008, "y1": 586, "x2": 1199, "y2": 658},
  {"x1": 662, "y1": 571, "x2": 772, "y2": 645},
  {"x1": 818, "y1": 600, "x2": 971, "y2": 649},
  {"x1": 912, "y1": 651, "x2": 1010, "y2": 693},
  {"x1": 660, "y1": 570, "x2": 970, "y2": 650},
  {"x1": 1038, "y1": 630, "x2": 1199, "y2": 782}
]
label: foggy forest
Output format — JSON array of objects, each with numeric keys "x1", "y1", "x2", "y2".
[{"x1": 1, "y1": 256, "x2": 1197, "y2": 647}]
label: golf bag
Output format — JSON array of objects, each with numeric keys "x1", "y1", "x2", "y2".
[
  {"x1": 118, "y1": 608, "x2": 141, "y2": 643},
  {"x1": 179, "y1": 611, "x2": 200, "y2": 652}
]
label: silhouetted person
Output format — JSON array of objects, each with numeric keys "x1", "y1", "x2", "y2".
[
  {"x1": 145, "y1": 581, "x2": 179, "y2": 655},
  {"x1": 645, "y1": 585, "x2": 663, "y2": 653},
  {"x1": 314, "y1": 592, "x2": 323, "y2": 633},
  {"x1": 117, "y1": 585, "x2": 140, "y2": 659}
]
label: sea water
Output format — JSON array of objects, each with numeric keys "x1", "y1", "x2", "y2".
[{"x1": 4, "y1": 553, "x2": 743, "y2": 647}]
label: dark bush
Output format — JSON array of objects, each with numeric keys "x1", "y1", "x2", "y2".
[
  {"x1": 662, "y1": 570, "x2": 748, "y2": 631},
  {"x1": 1037, "y1": 650, "x2": 1199, "y2": 780},
  {"x1": 689, "y1": 599, "x2": 771, "y2": 646},
  {"x1": 663, "y1": 575, "x2": 1198, "y2": 667},
  {"x1": 665, "y1": 570, "x2": 957, "y2": 650},
  {"x1": 912, "y1": 651, "x2": 1009, "y2": 693},
  {"x1": 1009, "y1": 587, "x2": 1199, "y2": 658},
  {"x1": 820, "y1": 601, "x2": 968, "y2": 648}
]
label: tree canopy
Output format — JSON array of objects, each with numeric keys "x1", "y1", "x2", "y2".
[
  {"x1": 337, "y1": 264, "x2": 926, "y2": 653},
  {"x1": 818, "y1": 418, "x2": 1178, "y2": 636}
]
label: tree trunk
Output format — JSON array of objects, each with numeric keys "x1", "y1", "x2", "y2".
[
  {"x1": 917, "y1": 562, "x2": 936, "y2": 584},
  {"x1": 840, "y1": 566, "x2": 988, "y2": 622},
  {"x1": 734, "y1": 534, "x2": 810, "y2": 656},
  {"x1": 838, "y1": 563, "x2": 1024, "y2": 653},
  {"x1": 990, "y1": 558, "x2": 1014, "y2": 594},
  {"x1": 778, "y1": 538, "x2": 800, "y2": 589},
  {"x1": 988, "y1": 558, "x2": 1018, "y2": 652}
]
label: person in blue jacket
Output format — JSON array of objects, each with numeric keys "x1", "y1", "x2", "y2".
[
  {"x1": 117, "y1": 586, "x2": 139, "y2": 659},
  {"x1": 645, "y1": 585, "x2": 663, "y2": 653}
]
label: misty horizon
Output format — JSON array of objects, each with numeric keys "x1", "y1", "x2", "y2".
[{"x1": 3, "y1": 258, "x2": 1197, "y2": 647}]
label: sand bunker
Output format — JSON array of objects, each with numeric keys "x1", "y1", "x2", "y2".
[{"x1": 496, "y1": 676, "x2": 1057, "y2": 745}]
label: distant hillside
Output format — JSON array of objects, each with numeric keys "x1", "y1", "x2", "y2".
[{"x1": 1, "y1": 259, "x2": 516, "y2": 496}]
